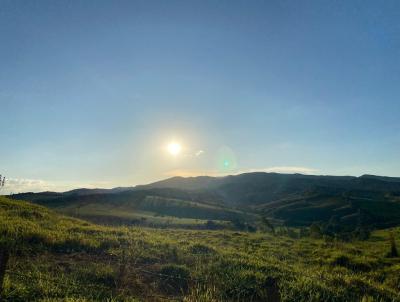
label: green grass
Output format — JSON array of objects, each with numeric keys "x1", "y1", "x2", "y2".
[
  {"x1": 59, "y1": 203, "x2": 216, "y2": 226},
  {"x1": 25, "y1": 193, "x2": 255, "y2": 228},
  {"x1": 1, "y1": 196, "x2": 400, "y2": 301}
]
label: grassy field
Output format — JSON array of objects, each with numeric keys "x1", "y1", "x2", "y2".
[
  {"x1": 59, "y1": 203, "x2": 217, "y2": 227},
  {"x1": 11, "y1": 192, "x2": 254, "y2": 229},
  {"x1": 1, "y1": 196, "x2": 400, "y2": 301},
  {"x1": 67, "y1": 195, "x2": 252, "y2": 227}
]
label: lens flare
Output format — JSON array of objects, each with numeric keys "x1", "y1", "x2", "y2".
[{"x1": 216, "y1": 146, "x2": 237, "y2": 172}]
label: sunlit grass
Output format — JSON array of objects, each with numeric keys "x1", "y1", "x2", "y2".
[{"x1": 1, "y1": 196, "x2": 399, "y2": 301}]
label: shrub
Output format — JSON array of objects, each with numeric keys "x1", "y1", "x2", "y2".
[
  {"x1": 189, "y1": 244, "x2": 215, "y2": 255},
  {"x1": 158, "y1": 264, "x2": 191, "y2": 295},
  {"x1": 310, "y1": 223, "x2": 322, "y2": 238},
  {"x1": 205, "y1": 220, "x2": 218, "y2": 230},
  {"x1": 387, "y1": 232, "x2": 398, "y2": 258},
  {"x1": 52, "y1": 238, "x2": 97, "y2": 253},
  {"x1": 330, "y1": 255, "x2": 371, "y2": 272}
]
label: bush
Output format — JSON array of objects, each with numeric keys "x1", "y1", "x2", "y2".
[
  {"x1": 387, "y1": 232, "x2": 398, "y2": 258},
  {"x1": 158, "y1": 264, "x2": 191, "y2": 294},
  {"x1": 204, "y1": 220, "x2": 218, "y2": 230},
  {"x1": 330, "y1": 255, "x2": 371, "y2": 272},
  {"x1": 189, "y1": 244, "x2": 215, "y2": 255},
  {"x1": 310, "y1": 223, "x2": 322, "y2": 238}
]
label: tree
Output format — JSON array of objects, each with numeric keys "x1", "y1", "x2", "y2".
[
  {"x1": 231, "y1": 218, "x2": 246, "y2": 231},
  {"x1": 261, "y1": 216, "x2": 275, "y2": 234},
  {"x1": 310, "y1": 223, "x2": 322, "y2": 239},
  {"x1": 352, "y1": 209, "x2": 371, "y2": 240},
  {"x1": 388, "y1": 232, "x2": 398, "y2": 258},
  {"x1": 286, "y1": 228, "x2": 298, "y2": 239},
  {"x1": 205, "y1": 220, "x2": 218, "y2": 230},
  {"x1": 299, "y1": 227, "x2": 309, "y2": 237},
  {"x1": 353, "y1": 226, "x2": 371, "y2": 241},
  {"x1": 324, "y1": 215, "x2": 341, "y2": 236}
]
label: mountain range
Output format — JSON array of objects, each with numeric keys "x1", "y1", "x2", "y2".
[{"x1": 10, "y1": 172, "x2": 400, "y2": 229}]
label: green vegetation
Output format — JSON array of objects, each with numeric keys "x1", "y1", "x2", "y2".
[
  {"x1": 12, "y1": 173, "x2": 400, "y2": 231},
  {"x1": 1, "y1": 196, "x2": 400, "y2": 301},
  {"x1": 11, "y1": 190, "x2": 253, "y2": 229}
]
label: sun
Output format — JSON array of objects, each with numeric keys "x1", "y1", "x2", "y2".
[{"x1": 167, "y1": 142, "x2": 182, "y2": 156}]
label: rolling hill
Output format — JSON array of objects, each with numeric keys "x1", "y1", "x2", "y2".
[
  {"x1": 10, "y1": 172, "x2": 400, "y2": 229},
  {"x1": 1, "y1": 195, "x2": 400, "y2": 301}
]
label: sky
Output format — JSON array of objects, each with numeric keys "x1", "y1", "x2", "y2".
[{"x1": 1, "y1": 0, "x2": 400, "y2": 193}]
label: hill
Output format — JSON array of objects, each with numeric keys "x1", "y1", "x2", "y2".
[
  {"x1": 10, "y1": 188, "x2": 252, "y2": 229},
  {"x1": 10, "y1": 172, "x2": 400, "y2": 230},
  {"x1": 1, "y1": 195, "x2": 400, "y2": 301},
  {"x1": 138, "y1": 173, "x2": 400, "y2": 204}
]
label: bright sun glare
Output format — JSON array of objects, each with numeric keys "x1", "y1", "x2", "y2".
[{"x1": 167, "y1": 142, "x2": 182, "y2": 156}]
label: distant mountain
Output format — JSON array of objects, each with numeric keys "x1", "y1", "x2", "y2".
[
  {"x1": 64, "y1": 187, "x2": 135, "y2": 196},
  {"x1": 10, "y1": 172, "x2": 400, "y2": 229},
  {"x1": 137, "y1": 172, "x2": 400, "y2": 203},
  {"x1": 135, "y1": 176, "x2": 218, "y2": 191},
  {"x1": 360, "y1": 174, "x2": 400, "y2": 183}
]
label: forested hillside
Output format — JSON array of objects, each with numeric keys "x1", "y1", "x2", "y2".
[{"x1": 11, "y1": 173, "x2": 400, "y2": 230}]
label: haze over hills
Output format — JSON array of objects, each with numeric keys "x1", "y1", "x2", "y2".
[{"x1": 10, "y1": 172, "x2": 400, "y2": 229}]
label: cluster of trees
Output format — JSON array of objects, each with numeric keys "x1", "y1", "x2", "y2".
[
  {"x1": 309, "y1": 221, "x2": 371, "y2": 241},
  {"x1": 230, "y1": 218, "x2": 257, "y2": 232},
  {"x1": 307, "y1": 210, "x2": 373, "y2": 241},
  {"x1": 255, "y1": 210, "x2": 377, "y2": 242},
  {"x1": 203, "y1": 211, "x2": 399, "y2": 259}
]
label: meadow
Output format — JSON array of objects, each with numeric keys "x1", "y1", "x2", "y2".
[{"x1": 0, "y1": 196, "x2": 399, "y2": 301}]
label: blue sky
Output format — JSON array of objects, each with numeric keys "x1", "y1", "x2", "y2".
[{"x1": 1, "y1": 0, "x2": 400, "y2": 193}]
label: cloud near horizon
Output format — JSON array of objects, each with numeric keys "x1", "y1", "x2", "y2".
[
  {"x1": 1, "y1": 178, "x2": 114, "y2": 195},
  {"x1": 242, "y1": 166, "x2": 318, "y2": 174},
  {"x1": 2, "y1": 166, "x2": 318, "y2": 194},
  {"x1": 2, "y1": 178, "x2": 53, "y2": 194}
]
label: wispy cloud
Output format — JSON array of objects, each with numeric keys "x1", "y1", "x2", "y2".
[
  {"x1": 3, "y1": 178, "x2": 54, "y2": 194},
  {"x1": 195, "y1": 150, "x2": 204, "y2": 157},
  {"x1": 183, "y1": 149, "x2": 205, "y2": 158},
  {"x1": 241, "y1": 166, "x2": 318, "y2": 175},
  {"x1": 2, "y1": 166, "x2": 318, "y2": 194},
  {"x1": 1, "y1": 178, "x2": 114, "y2": 195}
]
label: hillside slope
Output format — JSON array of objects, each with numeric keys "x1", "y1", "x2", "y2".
[
  {"x1": 1, "y1": 196, "x2": 400, "y2": 301},
  {"x1": 10, "y1": 172, "x2": 400, "y2": 229},
  {"x1": 11, "y1": 188, "x2": 251, "y2": 228}
]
